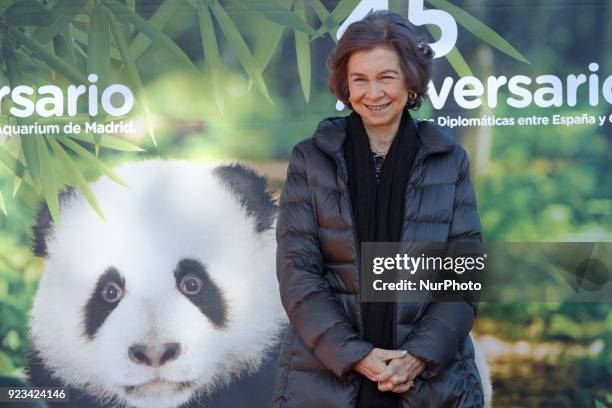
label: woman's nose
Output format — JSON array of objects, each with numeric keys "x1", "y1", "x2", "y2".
[{"x1": 366, "y1": 81, "x2": 384, "y2": 98}]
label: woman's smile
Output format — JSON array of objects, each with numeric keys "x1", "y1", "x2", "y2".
[
  {"x1": 364, "y1": 102, "x2": 391, "y2": 111},
  {"x1": 347, "y1": 46, "x2": 410, "y2": 136}
]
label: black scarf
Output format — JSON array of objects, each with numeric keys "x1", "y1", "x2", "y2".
[{"x1": 344, "y1": 107, "x2": 420, "y2": 408}]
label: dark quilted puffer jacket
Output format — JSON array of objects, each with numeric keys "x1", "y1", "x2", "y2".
[{"x1": 273, "y1": 116, "x2": 484, "y2": 408}]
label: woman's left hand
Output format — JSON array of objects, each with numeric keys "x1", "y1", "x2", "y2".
[{"x1": 376, "y1": 353, "x2": 426, "y2": 393}]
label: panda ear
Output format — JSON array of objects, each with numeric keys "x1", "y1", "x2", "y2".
[
  {"x1": 213, "y1": 164, "x2": 277, "y2": 233},
  {"x1": 32, "y1": 187, "x2": 77, "y2": 258}
]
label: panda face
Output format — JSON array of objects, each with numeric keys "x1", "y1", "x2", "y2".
[{"x1": 30, "y1": 161, "x2": 285, "y2": 408}]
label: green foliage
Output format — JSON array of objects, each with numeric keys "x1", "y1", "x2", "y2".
[
  {"x1": 0, "y1": 234, "x2": 40, "y2": 378},
  {"x1": 4, "y1": 0, "x2": 52, "y2": 27},
  {"x1": 476, "y1": 104, "x2": 611, "y2": 242},
  {"x1": 426, "y1": 0, "x2": 529, "y2": 63},
  {"x1": 594, "y1": 399, "x2": 607, "y2": 408},
  {"x1": 0, "y1": 0, "x2": 373, "y2": 221}
]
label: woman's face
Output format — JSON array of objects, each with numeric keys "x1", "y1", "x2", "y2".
[{"x1": 346, "y1": 46, "x2": 409, "y2": 132}]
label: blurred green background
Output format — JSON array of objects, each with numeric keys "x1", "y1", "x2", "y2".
[{"x1": 0, "y1": 0, "x2": 610, "y2": 406}]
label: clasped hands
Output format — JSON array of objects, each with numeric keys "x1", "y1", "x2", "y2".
[{"x1": 354, "y1": 348, "x2": 426, "y2": 393}]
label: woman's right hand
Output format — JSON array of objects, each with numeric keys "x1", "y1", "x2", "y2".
[{"x1": 353, "y1": 348, "x2": 408, "y2": 382}]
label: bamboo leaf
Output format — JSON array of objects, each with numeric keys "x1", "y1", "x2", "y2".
[
  {"x1": 294, "y1": 0, "x2": 311, "y2": 102},
  {"x1": 72, "y1": 26, "x2": 122, "y2": 60},
  {"x1": 53, "y1": 28, "x2": 78, "y2": 69},
  {"x1": 32, "y1": 0, "x2": 89, "y2": 44},
  {"x1": 2, "y1": 40, "x2": 23, "y2": 88},
  {"x1": 104, "y1": 5, "x2": 156, "y2": 145},
  {"x1": 20, "y1": 135, "x2": 40, "y2": 190},
  {"x1": 2, "y1": 42, "x2": 41, "y2": 188},
  {"x1": 9, "y1": 28, "x2": 88, "y2": 84},
  {"x1": 88, "y1": 4, "x2": 111, "y2": 88},
  {"x1": 57, "y1": 135, "x2": 127, "y2": 187},
  {"x1": 207, "y1": 0, "x2": 272, "y2": 103},
  {"x1": 445, "y1": 47, "x2": 474, "y2": 78},
  {"x1": 13, "y1": 147, "x2": 25, "y2": 196},
  {"x1": 227, "y1": 0, "x2": 316, "y2": 36},
  {"x1": 0, "y1": 147, "x2": 19, "y2": 174},
  {"x1": 52, "y1": 39, "x2": 77, "y2": 80},
  {"x1": 247, "y1": 0, "x2": 293, "y2": 92},
  {"x1": 252, "y1": 21, "x2": 284, "y2": 75},
  {"x1": 329, "y1": 0, "x2": 360, "y2": 28},
  {"x1": 308, "y1": 0, "x2": 330, "y2": 27},
  {"x1": 86, "y1": 5, "x2": 109, "y2": 154},
  {"x1": 68, "y1": 133, "x2": 144, "y2": 152},
  {"x1": 13, "y1": 178, "x2": 21, "y2": 197},
  {"x1": 0, "y1": 191, "x2": 6, "y2": 215},
  {"x1": 0, "y1": 0, "x2": 12, "y2": 14},
  {"x1": 425, "y1": 0, "x2": 529, "y2": 64},
  {"x1": 197, "y1": 0, "x2": 224, "y2": 114},
  {"x1": 4, "y1": 0, "x2": 53, "y2": 27},
  {"x1": 0, "y1": 146, "x2": 34, "y2": 187},
  {"x1": 318, "y1": 0, "x2": 359, "y2": 38},
  {"x1": 252, "y1": 0, "x2": 292, "y2": 75},
  {"x1": 47, "y1": 135, "x2": 105, "y2": 220},
  {"x1": 34, "y1": 136, "x2": 60, "y2": 223},
  {"x1": 105, "y1": 0, "x2": 197, "y2": 71},
  {"x1": 130, "y1": 0, "x2": 181, "y2": 59}
]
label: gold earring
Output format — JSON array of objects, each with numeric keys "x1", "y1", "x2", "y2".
[{"x1": 408, "y1": 91, "x2": 418, "y2": 101}]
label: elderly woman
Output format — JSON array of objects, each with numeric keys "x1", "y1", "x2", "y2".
[{"x1": 273, "y1": 10, "x2": 485, "y2": 408}]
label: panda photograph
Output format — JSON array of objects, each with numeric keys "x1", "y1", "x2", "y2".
[
  {"x1": 24, "y1": 161, "x2": 289, "y2": 408},
  {"x1": 0, "y1": 1, "x2": 610, "y2": 408}
]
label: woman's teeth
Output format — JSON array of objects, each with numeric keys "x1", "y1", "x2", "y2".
[{"x1": 365, "y1": 102, "x2": 390, "y2": 111}]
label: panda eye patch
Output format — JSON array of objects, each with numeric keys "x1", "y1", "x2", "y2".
[
  {"x1": 174, "y1": 258, "x2": 227, "y2": 329},
  {"x1": 179, "y1": 274, "x2": 203, "y2": 295},
  {"x1": 83, "y1": 267, "x2": 126, "y2": 339},
  {"x1": 101, "y1": 282, "x2": 124, "y2": 303}
]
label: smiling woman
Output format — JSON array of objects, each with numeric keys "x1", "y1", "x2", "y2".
[
  {"x1": 346, "y1": 47, "x2": 410, "y2": 147},
  {"x1": 274, "y1": 10, "x2": 490, "y2": 408}
]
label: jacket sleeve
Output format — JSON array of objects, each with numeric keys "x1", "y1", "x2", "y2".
[
  {"x1": 401, "y1": 148, "x2": 482, "y2": 379},
  {"x1": 276, "y1": 144, "x2": 373, "y2": 378}
]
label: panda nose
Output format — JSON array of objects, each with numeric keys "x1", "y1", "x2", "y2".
[{"x1": 128, "y1": 342, "x2": 182, "y2": 367}]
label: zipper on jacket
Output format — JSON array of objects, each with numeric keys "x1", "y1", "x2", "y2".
[
  {"x1": 392, "y1": 144, "x2": 453, "y2": 350},
  {"x1": 340, "y1": 158, "x2": 366, "y2": 338}
]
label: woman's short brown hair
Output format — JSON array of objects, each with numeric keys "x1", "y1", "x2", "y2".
[{"x1": 327, "y1": 10, "x2": 434, "y2": 110}]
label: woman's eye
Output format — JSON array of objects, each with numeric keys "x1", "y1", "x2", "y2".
[
  {"x1": 101, "y1": 282, "x2": 124, "y2": 303},
  {"x1": 180, "y1": 275, "x2": 203, "y2": 295}
]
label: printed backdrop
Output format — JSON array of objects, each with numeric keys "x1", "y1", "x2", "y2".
[{"x1": 0, "y1": 1, "x2": 610, "y2": 406}]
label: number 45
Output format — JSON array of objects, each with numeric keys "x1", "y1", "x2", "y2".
[{"x1": 337, "y1": 0, "x2": 457, "y2": 59}]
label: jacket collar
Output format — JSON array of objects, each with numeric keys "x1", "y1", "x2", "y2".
[{"x1": 312, "y1": 114, "x2": 455, "y2": 162}]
